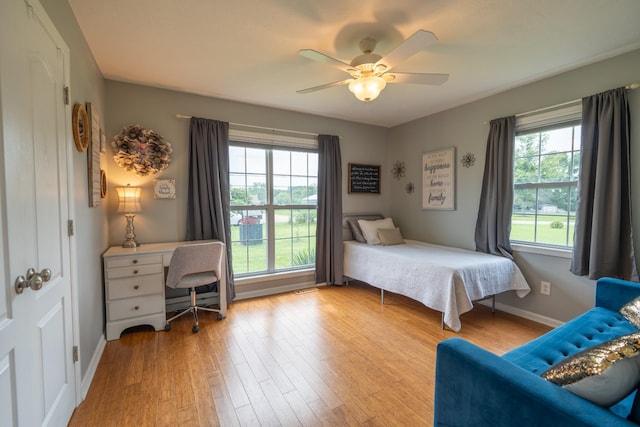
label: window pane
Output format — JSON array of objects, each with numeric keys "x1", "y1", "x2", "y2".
[
  {"x1": 246, "y1": 147, "x2": 266, "y2": 174},
  {"x1": 308, "y1": 153, "x2": 318, "y2": 177},
  {"x1": 229, "y1": 146, "x2": 246, "y2": 173},
  {"x1": 540, "y1": 153, "x2": 572, "y2": 182},
  {"x1": 512, "y1": 188, "x2": 536, "y2": 242},
  {"x1": 230, "y1": 211, "x2": 267, "y2": 274},
  {"x1": 515, "y1": 134, "x2": 540, "y2": 158},
  {"x1": 273, "y1": 150, "x2": 290, "y2": 175},
  {"x1": 307, "y1": 177, "x2": 317, "y2": 205},
  {"x1": 291, "y1": 151, "x2": 308, "y2": 175},
  {"x1": 246, "y1": 175, "x2": 267, "y2": 204},
  {"x1": 514, "y1": 155, "x2": 539, "y2": 185},
  {"x1": 273, "y1": 175, "x2": 291, "y2": 205},
  {"x1": 230, "y1": 173, "x2": 249, "y2": 206},
  {"x1": 274, "y1": 208, "x2": 315, "y2": 269},
  {"x1": 542, "y1": 128, "x2": 574, "y2": 154},
  {"x1": 536, "y1": 188, "x2": 571, "y2": 246},
  {"x1": 291, "y1": 176, "x2": 308, "y2": 204},
  {"x1": 572, "y1": 151, "x2": 581, "y2": 181}
]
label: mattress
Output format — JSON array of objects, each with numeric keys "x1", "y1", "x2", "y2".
[{"x1": 343, "y1": 239, "x2": 531, "y2": 331}]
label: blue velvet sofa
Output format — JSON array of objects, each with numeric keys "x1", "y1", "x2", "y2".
[{"x1": 434, "y1": 277, "x2": 640, "y2": 426}]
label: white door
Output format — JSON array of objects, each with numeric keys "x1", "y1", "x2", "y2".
[{"x1": 0, "y1": 0, "x2": 77, "y2": 426}]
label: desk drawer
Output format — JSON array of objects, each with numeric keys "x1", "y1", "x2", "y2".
[
  {"x1": 107, "y1": 274, "x2": 163, "y2": 300},
  {"x1": 108, "y1": 294, "x2": 164, "y2": 321},
  {"x1": 106, "y1": 263, "x2": 163, "y2": 279},
  {"x1": 105, "y1": 254, "x2": 163, "y2": 269}
]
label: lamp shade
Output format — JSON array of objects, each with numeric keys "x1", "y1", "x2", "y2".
[
  {"x1": 116, "y1": 186, "x2": 142, "y2": 213},
  {"x1": 348, "y1": 76, "x2": 387, "y2": 102}
]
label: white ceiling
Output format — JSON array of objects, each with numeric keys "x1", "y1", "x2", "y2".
[{"x1": 68, "y1": 0, "x2": 640, "y2": 128}]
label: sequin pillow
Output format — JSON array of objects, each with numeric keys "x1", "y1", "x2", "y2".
[
  {"x1": 541, "y1": 331, "x2": 640, "y2": 407},
  {"x1": 620, "y1": 296, "x2": 640, "y2": 328}
]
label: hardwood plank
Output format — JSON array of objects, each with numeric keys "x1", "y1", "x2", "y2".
[{"x1": 69, "y1": 282, "x2": 550, "y2": 426}]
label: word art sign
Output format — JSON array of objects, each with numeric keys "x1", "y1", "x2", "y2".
[
  {"x1": 422, "y1": 148, "x2": 455, "y2": 210},
  {"x1": 348, "y1": 163, "x2": 380, "y2": 194}
]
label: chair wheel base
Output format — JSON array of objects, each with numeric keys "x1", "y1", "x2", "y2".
[
  {"x1": 164, "y1": 324, "x2": 171, "y2": 331},
  {"x1": 217, "y1": 313, "x2": 224, "y2": 320},
  {"x1": 192, "y1": 325, "x2": 199, "y2": 333}
]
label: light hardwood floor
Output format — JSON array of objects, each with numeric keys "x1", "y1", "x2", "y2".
[{"x1": 69, "y1": 282, "x2": 550, "y2": 426}]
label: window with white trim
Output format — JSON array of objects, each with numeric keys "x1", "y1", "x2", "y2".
[
  {"x1": 229, "y1": 127, "x2": 318, "y2": 277},
  {"x1": 511, "y1": 103, "x2": 582, "y2": 249}
]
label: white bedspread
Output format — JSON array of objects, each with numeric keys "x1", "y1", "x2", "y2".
[{"x1": 343, "y1": 239, "x2": 531, "y2": 331}]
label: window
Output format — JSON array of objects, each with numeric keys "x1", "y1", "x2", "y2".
[
  {"x1": 229, "y1": 130, "x2": 318, "y2": 277},
  {"x1": 511, "y1": 104, "x2": 581, "y2": 249}
]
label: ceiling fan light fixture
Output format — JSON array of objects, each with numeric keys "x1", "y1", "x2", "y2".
[{"x1": 348, "y1": 75, "x2": 387, "y2": 102}]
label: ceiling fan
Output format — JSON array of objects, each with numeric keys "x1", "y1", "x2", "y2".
[{"x1": 297, "y1": 29, "x2": 449, "y2": 102}]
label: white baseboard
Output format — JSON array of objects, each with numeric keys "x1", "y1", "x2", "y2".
[
  {"x1": 80, "y1": 334, "x2": 106, "y2": 401},
  {"x1": 479, "y1": 300, "x2": 565, "y2": 328},
  {"x1": 235, "y1": 281, "x2": 322, "y2": 300}
]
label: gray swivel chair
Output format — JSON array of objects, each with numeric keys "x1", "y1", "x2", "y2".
[{"x1": 164, "y1": 241, "x2": 226, "y2": 333}]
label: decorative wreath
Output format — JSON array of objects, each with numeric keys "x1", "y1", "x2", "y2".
[{"x1": 111, "y1": 124, "x2": 173, "y2": 176}]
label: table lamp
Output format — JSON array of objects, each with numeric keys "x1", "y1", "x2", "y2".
[{"x1": 116, "y1": 185, "x2": 142, "y2": 248}]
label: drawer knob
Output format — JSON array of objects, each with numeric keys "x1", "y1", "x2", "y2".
[
  {"x1": 134, "y1": 306, "x2": 139, "y2": 310},
  {"x1": 134, "y1": 285, "x2": 139, "y2": 290},
  {"x1": 133, "y1": 270, "x2": 138, "y2": 274},
  {"x1": 132, "y1": 259, "x2": 138, "y2": 264}
]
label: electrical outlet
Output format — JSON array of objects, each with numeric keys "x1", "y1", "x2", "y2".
[{"x1": 541, "y1": 281, "x2": 551, "y2": 295}]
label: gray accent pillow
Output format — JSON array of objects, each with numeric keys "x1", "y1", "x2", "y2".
[
  {"x1": 346, "y1": 219, "x2": 366, "y2": 243},
  {"x1": 378, "y1": 227, "x2": 404, "y2": 246},
  {"x1": 358, "y1": 217, "x2": 395, "y2": 245}
]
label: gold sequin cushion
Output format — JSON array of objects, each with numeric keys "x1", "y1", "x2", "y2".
[
  {"x1": 620, "y1": 296, "x2": 640, "y2": 328},
  {"x1": 541, "y1": 332, "x2": 640, "y2": 407}
]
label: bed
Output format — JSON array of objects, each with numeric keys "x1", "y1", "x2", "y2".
[{"x1": 342, "y1": 214, "x2": 531, "y2": 331}]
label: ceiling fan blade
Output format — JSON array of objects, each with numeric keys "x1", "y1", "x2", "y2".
[
  {"x1": 376, "y1": 30, "x2": 438, "y2": 72},
  {"x1": 387, "y1": 72, "x2": 449, "y2": 85},
  {"x1": 298, "y1": 49, "x2": 354, "y2": 73},
  {"x1": 296, "y1": 79, "x2": 353, "y2": 94}
]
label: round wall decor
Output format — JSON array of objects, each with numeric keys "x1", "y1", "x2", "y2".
[
  {"x1": 72, "y1": 103, "x2": 90, "y2": 152},
  {"x1": 111, "y1": 124, "x2": 173, "y2": 176}
]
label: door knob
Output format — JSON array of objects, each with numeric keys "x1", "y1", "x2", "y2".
[{"x1": 15, "y1": 268, "x2": 52, "y2": 294}]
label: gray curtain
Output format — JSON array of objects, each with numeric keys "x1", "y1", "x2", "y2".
[
  {"x1": 571, "y1": 88, "x2": 638, "y2": 281},
  {"x1": 315, "y1": 134, "x2": 343, "y2": 285},
  {"x1": 474, "y1": 116, "x2": 515, "y2": 259},
  {"x1": 186, "y1": 117, "x2": 235, "y2": 303}
]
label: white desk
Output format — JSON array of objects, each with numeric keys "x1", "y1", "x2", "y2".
[{"x1": 103, "y1": 240, "x2": 227, "y2": 341}]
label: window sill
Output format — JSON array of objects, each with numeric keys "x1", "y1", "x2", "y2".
[
  {"x1": 511, "y1": 243, "x2": 572, "y2": 259},
  {"x1": 235, "y1": 268, "x2": 315, "y2": 286}
]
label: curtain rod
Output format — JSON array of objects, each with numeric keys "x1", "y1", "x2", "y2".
[
  {"x1": 175, "y1": 114, "x2": 319, "y2": 138},
  {"x1": 484, "y1": 82, "x2": 640, "y2": 125}
]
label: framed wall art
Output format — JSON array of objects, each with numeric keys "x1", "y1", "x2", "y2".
[
  {"x1": 85, "y1": 102, "x2": 102, "y2": 207},
  {"x1": 348, "y1": 163, "x2": 380, "y2": 194},
  {"x1": 154, "y1": 178, "x2": 176, "y2": 199},
  {"x1": 422, "y1": 147, "x2": 455, "y2": 210}
]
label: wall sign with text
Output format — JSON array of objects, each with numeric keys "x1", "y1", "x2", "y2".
[
  {"x1": 348, "y1": 163, "x2": 380, "y2": 194},
  {"x1": 422, "y1": 148, "x2": 455, "y2": 210}
]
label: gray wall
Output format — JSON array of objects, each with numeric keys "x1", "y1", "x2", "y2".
[
  {"x1": 104, "y1": 81, "x2": 391, "y2": 246},
  {"x1": 389, "y1": 48, "x2": 640, "y2": 323},
  {"x1": 40, "y1": 0, "x2": 108, "y2": 381}
]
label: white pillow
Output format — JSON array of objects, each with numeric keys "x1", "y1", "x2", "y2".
[{"x1": 358, "y1": 218, "x2": 395, "y2": 245}]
